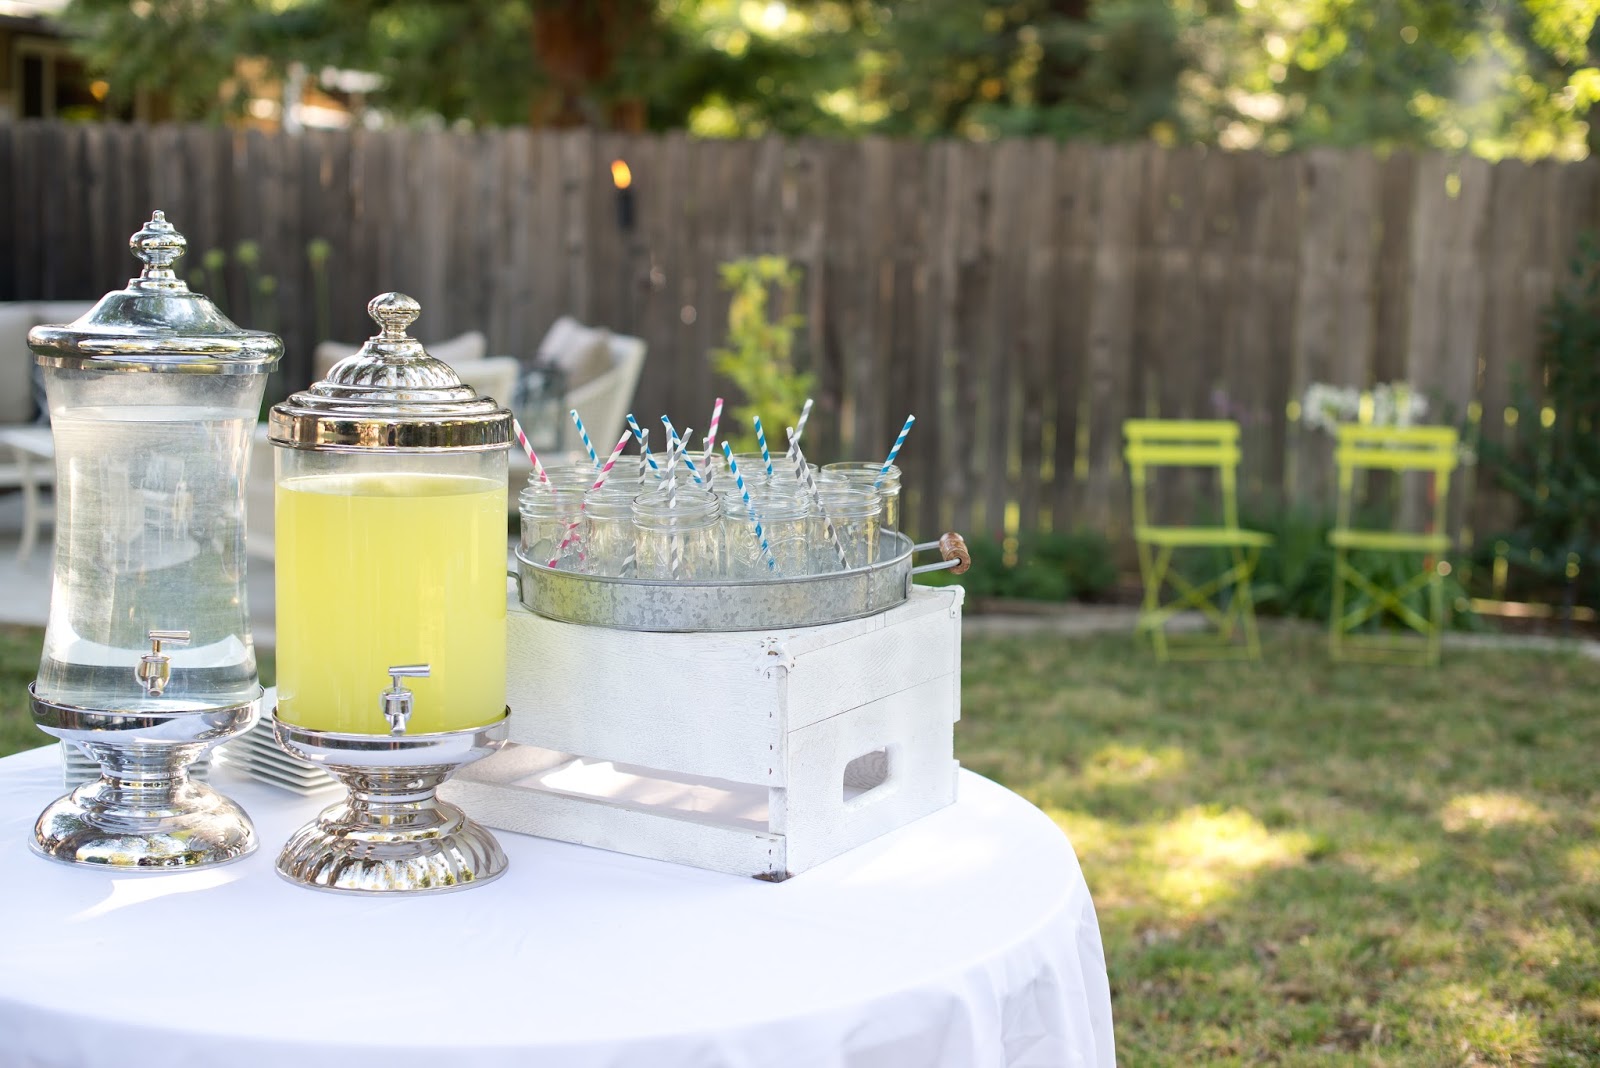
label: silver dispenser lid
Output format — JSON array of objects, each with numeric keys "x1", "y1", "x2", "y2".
[
  {"x1": 27, "y1": 211, "x2": 283, "y2": 373},
  {"x1": 269, "y1": 292, "x2": 512, "y2": 452}
]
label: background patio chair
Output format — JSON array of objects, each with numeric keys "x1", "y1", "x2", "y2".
[
  {"x1": 1328, "y1": 424, "x2": 1459, "y2": 665},
  {"x1": 1124, "y1": 419, "x2": 1273, "y2": 661}
]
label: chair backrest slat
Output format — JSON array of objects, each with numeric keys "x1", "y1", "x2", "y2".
[
  {"x1": 1123, "y1": 418, "x2": 1244, "y2": 530},
  {"x1": 1331, "y1": 424, "x2": 1459, "y2": 534}
]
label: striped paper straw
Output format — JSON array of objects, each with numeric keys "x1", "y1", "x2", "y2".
[
  {"x1": 551, "y1": 430, "x2": 632, "y2": 566},
  {"x1": 724, "y1": 442, "x2": 777, "y2": 574},
  {"x1": 512, "y1": 418, "x2": 549, "y2": 484},
  {"x1": 703, "y1": 397, "x2": 724, "y2": 461},
  {"x1": 789, "y1": 428, "x2": 848, "y2": 571},
  {"x1": 786, "y1": 397, "x2": 814, "y2": 462},
  {"x1": 875, "y1": 414, "x2": 916, "y2": 488},
  {"x1": 627, "y1": 413, "x2": 662, "y2": 479},
  {"x1": 753, "y1": 415, "x2": 774, "y2": 480},
  {"x1": 702, "y1": 397, "x2": 724, "y2": 489},
  {"x1": 664, "y1": 430, "x2": 683, "y2": 580},
  {"x1": 661, "y1": 415, "x2": 704, "y2": 484},
  {"x1": 571, "y1": 408, "x2": 600, "y2": 469}
]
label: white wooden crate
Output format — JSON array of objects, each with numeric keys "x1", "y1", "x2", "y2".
[{"x1": 441, "y1": 584, "x2": 964, "y2": 880}]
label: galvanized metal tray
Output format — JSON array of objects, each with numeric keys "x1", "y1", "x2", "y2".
[{"x1": 515, "y1": 531, "x2": 969, "y2": 632}]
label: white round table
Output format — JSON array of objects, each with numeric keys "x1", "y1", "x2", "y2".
[{"x1": 0, "y1": 745, "x2": 1115, "y2": 1068}]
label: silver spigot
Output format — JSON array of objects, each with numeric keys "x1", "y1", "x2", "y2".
[
  {"x1": 136, "y1": 629, "x2": 190, "y2": 697},
  {"x1": 379, "y1": 665, "x2": 430, "y2": 735}
]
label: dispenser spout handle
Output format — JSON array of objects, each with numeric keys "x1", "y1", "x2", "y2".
[
  {"x1": 136, "y1": 629, "x2": 191, "y2": 697},
  {"x1": 380, "y1": 664, "x2": 430, "y2": 735}
]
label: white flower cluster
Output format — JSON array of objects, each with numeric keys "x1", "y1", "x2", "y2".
[{"x1": 1300, "y1": 381, "x2": 1428, "y2": 435}]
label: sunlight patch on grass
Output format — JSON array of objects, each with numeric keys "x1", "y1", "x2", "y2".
[
  {"x1": 1439, "y1": 791, "x2": 1554, "y2": 833},
  {"x1": 1419, "y1": 983, "x2": 1544, "y2": 1063},
  {"x1": 1082, "y1": 742, "x2": 1186, "y2": 787},
  {"x1": 1565, "y1": 843, "x2": 1600, "y2": 884},
  {"x1": 1150, "y1": 807, "x2": 1315, "y2": 911}
]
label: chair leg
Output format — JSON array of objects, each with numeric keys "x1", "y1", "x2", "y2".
[
  {"x1": 1232, "y1": 544, "x2": 1262, "y2": 661},
  {"x1": 1142, "y1": 544, "x2": 1171, "y2": 662},
  {"x1": 1427, "y1": 567, "x2": 1444, "y2": 666},
  {"x1": 1329, "y1": 549, "x2": 1347, "y2": 661}
]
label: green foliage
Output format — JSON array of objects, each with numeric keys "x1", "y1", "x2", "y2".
[
  {"x1": 1193, "y1": 506, "x2": 1481, "y2": 631},
  {"x1": 54, "y1": 0, "x2": 1600, "y2": 157},
  {"x1": 1478, "y1": 233, "x2": 1600, "y2": 609},
  {"x1": 921, "y1": 528, "x2": 1117, "y2": 603},
  {"x1": 709, "y1": 256, "x2": 813, "y2": 453}
]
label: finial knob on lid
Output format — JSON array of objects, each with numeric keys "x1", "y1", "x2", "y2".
[
  {"x1": 369, "y1": 292, "x2": 421, "y2": 339},
  {"x1": 129, "y1": 210, "x2": 187, "y2": 280}
]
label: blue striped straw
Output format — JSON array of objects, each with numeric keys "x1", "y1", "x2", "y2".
[
  {"x1": 626, "y1": 413, "x2": 662, "y2": 478},
  {"x1": 753, "y1": 415, "x2": 774, "y2": 479},
  {"x1": 724, "y1": 442, "x2": 778, "y2": 573},
  {"x1": 875, "y1": 414, "x2": 916, "y2": 488},
  {"x1": 661, "y1": 415, "x2": 704, "y2": 484},
  {"x1": 571, "y1": 408, "x2": 600, "y2": 469}
]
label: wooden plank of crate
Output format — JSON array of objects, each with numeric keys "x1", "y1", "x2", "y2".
[
  {"x1": 782, "y1": 598, "x2": 962, "y2": 732},
  {"x1": 782, "y1": 674, "x2": 960, "y2": 874},
  {"x1": 443, "y1": 773, "x2": 788, "y2": 880},
  {"x1": 507, "y1": 612, "x2": 784, "y2": 785}
]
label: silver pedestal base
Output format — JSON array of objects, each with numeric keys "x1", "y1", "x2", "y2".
[
  {"x1": 29, "y1": 686, "x2": 261, "y2": 870},
  {"x1": 272, "y1": 712, "x2": 510, "y2": 895}
]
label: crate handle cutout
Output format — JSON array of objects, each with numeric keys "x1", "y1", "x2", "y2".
[{"x1": 842, "y1": 745, "x2": 898, "y2": 807}]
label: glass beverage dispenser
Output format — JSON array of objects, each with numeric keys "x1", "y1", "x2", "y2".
[
  {"x1": 268, "y1": 292, "x2": 513, "y2": 894},
  {"x1": 26, "y1": 211, "x2": 281, "y2": 869}
]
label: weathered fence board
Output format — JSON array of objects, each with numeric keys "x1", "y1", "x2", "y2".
[{"x1": 5, "y1": 120, "x2": 1598, "y2": 551}]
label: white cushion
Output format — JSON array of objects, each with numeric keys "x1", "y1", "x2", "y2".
[
  {"x1": 33, "y1": 301, "x2": 97, "y2": 326},
  {"x1": 537, "y1": 317, "x2": 613, "y2": 390},
  {"x1": 448, "y1": 356, "x2": 520, "y2": 407}
]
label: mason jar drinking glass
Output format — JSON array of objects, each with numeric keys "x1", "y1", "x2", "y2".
[
  {"x1": 822, "y1": 462, "x2": 901, "y2": 532},
  {"x1": 632, "y1": 485, "x2": 722, "y2": 580},
  {"x1": 813, "y1": 484, "x2": 882, "y2": 570},
  {"x1": 580, "y1": 482, "x2": 640, "y2": 577},
  {"x1": 520, "y1": 483, "x2": 588, "y2": 570},
  {"x1": 724, "y1": 483, "x2": 811, "y2": 579}
]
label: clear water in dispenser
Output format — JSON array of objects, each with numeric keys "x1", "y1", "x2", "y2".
[{"x1": 35, "y1": 379, "x2": 263, "y2": 711}]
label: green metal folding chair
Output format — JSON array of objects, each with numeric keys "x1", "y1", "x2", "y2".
[
  {"x1": 1328, "y1": 424, "x2": 1459, "y2": 665},
  {"x1": 1124, "y1": 419, "x2": 1273, "y2": 661}
]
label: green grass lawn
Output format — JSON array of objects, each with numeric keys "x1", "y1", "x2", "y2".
[
  {"x1": 961, "y1": 629, "x2": 1600, "y2": 1066},
  {"x1": 2, "y1": 622, "x2": 1596, "y2": 1064}
]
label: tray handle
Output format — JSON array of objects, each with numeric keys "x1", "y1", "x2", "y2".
[{"x1": 910, "y1": 532, "x2": 971, "y2": 576}]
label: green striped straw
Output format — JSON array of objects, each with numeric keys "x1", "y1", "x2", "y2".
[{"x1": 723, "y1": 442, "x2": 777, "y2": 574}]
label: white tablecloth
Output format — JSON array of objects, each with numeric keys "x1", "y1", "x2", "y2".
[{"x1": 0, "y1": 746, "x2": 1115, "y2": 1068}]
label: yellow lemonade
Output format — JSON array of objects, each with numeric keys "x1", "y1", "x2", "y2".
[{"x1": 275, "y1": 472, "x2": 507, "y2": 734}]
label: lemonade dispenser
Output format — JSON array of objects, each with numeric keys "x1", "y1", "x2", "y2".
[
  {"x1": 26, "y1": 210, "x2": 281, "y2": 869},
  {"x1": 268, "y1": 292, "x2": 514, "y2": 893}
]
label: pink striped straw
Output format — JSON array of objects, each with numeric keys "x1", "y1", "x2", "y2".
[
  {"x1": 703, "y1": 396, "x2": 724, "y2": 463},
  {"x1": 512, "y1": 417, "x2": 549, "y2": 484},
  {"x1": 551, "y1": 429, "x2": 632, "y2": 566}
]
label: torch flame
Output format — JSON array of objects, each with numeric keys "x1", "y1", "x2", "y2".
[{"x1": 611, "y1": 159, "x2": 633, "y2": 190}]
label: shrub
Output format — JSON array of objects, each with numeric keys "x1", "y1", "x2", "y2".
[{"x1": 1477, "y1": 233, "x2": 1600, "y2": 613}]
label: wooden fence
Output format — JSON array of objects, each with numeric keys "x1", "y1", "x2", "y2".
[{"x1": 4, "y1": 121, "x2": 1596, "y2": 548}]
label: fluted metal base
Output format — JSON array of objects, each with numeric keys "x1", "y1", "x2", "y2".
[
  {"x1": 29, "y1": 686, "x2": 260, "y2": 870},
  {"x1": 271, "y1": 712, "x2": 509, "y2": 895}
]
